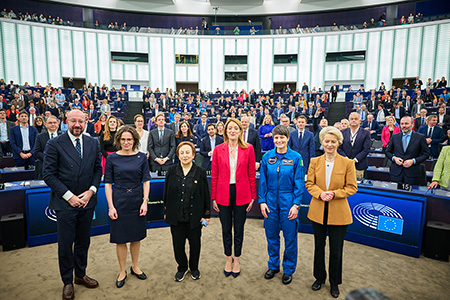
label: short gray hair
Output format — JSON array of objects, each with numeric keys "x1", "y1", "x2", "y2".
[
  {"x1": 272, "y1": 124, "x2": 290, "y2": 139},
  {"x1": 319, "y1": 126, "x2": 343, "y2": 144}
]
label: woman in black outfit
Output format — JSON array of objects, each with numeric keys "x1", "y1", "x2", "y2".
[
  {"x1": 163, "y1": 141, "x2": 210, "y2": 282},
  {"x1": 100, "y1": 115, "x2": 119, "y2": 174}
]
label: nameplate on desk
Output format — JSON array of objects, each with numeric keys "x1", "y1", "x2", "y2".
[
  {"x1": 0, "y1": 183, "x2": 4, "y2": 190},
  {"x1": 397, "y1": 183, "x2": 412, "y2": 191},
  {"x1": 4, "y1": 167, "x2": 25, "y2": 172},
  {"x1": 157, "y1": 170, "x2": 168, "y2": 177}
]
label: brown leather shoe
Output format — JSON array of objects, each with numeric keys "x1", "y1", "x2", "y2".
[
  {"x1": 74, "y1": 275, "x2": 99, "y2": 288},
  {"x1": 62, "y1": 284, "x2": 74, "y2": 300}
]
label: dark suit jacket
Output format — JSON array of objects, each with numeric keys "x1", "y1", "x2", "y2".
[
  {"x1": 147, "y1": 128, "x2": 176, "y2": 161},
  {"x1": 288, "y1": 129, "x2": 315, "y2": 170},
  {"x1": 438, "y1": 114, "x2": 450, "y2": 133},
  {"x1": 34, "y1": 131, "x2": 61, "y2": 162},
  {"x1": 1, "y1": 120, "x2": 14, "y2": 140},
  {"x1": 314, "y1": 130, "x2": 324, "y2": 157},
  {"x1": 385, "y1": 131, "x2": 430, "y2": 178},
  {"x1": 414, "y1": 117, "x2": 427, "y2": 131},
  {"x1": 9, "y1": 125, "x2": 38, "y2": 160},
  {"x1": 245, "y1": 128, "x2": 262, "y2": 162},
  {"x1": 366, "y1": 99, "x2": 379, "y2": 113},
  {"x1": 361, "y1": 120, "x2": 382, "y2": 139},
  {"x1": 195, "y1": 123, "x2": 208, "y2": 145},
  {"x1": 85, "y1": 122, "x2": 96, "y2": 137},
  {"x1": 392, "y1": 106, "x2": 407, "y2": 120},
  {"x1": 169, "y1": 122, "x2": 180, "y2": 134},
  {"x1": 417, "y1": 125, "x2": 446, "y2": 158},
  {"x1": 338, "y1": 127, "x2": 371, "y2": 170},
  {"x1": 199, "y1": 135, "x2": 224, "y2": 169},
  {"x1": 43, "y1": 133, "x2": 102, "y2": 210},
  {"x1": 87, "y1": 109, "x2": 98, "y2": 122}
]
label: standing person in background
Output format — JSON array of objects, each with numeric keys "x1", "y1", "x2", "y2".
[
  {"x1": 241, "y1": 115, "x2": 262, "y2": 171},
  {"x1": 330, "y1": 84, "x2": 338, "y2": 103},
  {"x1": 33, "y1": 115, "x2": 60, "y2": 179},
  {"x1": 43, "y1": 110, "x2": 102, "y2": 300},
  {"x1": 163, "y1": 141, "x2": 211, "y2": 282},
  {"x1": 10, "y1": 111, "x2": 38, "y2": 168},
  {"x1": 147, "y1": 113, "x2": 176, "y2": 172},
  {"x1": 199, "y1": 123, "x2": 223, "y2": 171},
  {"x1": 259, "y1": 125, "x2": 304, "y2": 285},
  {"x1": 289, "y1": 115, "x2": 315, "y2": 171},
  {"x1": 306, "y1": 126, "x2": 358, "y2": 298},
  {"x1": 0, "y1": 109, "x2": 14, "y2": 155},
  {"x1": 211, "y1": 118, "x2": 256, "y2": 278},
  {"x1": 105, "y1": 126, "x2": 150, "y2": 288},
  {"x1": 134, "y1": 114, "x2": 149, "y2": 158},
  {"x1": 417, "y1": 115, "x2": 446, "y2": 159},
  {"x1": 175, "y1": 121, "x2": 195, "y2": 146},
  {"x1": 99, "y1": 116, "x2": 119, "y2": 174},
  {"x1": 381, "y1": 116, "x2": 401, "y2": 152},
  {"x1": 429, "y1": 132, "x2": 450, "y2": 190},
  {"x1": 259, "y1": 115, "x2": 275, "y2": 151},
  {"x1": 94, "y1": 114, "x2": 107, "y2": 135}
]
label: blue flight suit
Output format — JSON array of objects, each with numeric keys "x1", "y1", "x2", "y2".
[{"x1": 258, "y1": 147, "x2": 305, "y2": 275}]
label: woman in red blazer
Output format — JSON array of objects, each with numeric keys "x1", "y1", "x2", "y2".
[
  {"x1": 381, "y1": 116, "x2": 401, "y2": 148},
  {"x1": 211, "y1": 118, "x2": 257, "y2": 278}
]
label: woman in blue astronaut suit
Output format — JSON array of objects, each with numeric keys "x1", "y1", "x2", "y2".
[{"x1": 258, "y1": 125, "x2": 305, "y2": 285}]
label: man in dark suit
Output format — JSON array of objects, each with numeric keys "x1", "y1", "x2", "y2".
[
  {"x1": 33, "y1": 115, "x2": 60, "y2": 179},
  {"x1": 402, "y1": 95, "x2": 414, "y2": 116},
  {"x1": 169, "y1": 113, "x2": 181, "y2": 134},
  {"x1": 195, "y1": 113, "x2": 209, "y2": 146},
  {"x1": 417, "y1": 115, "x2": 446, "y2": 158},
  {"x1": 338, "y1": 112, "x2": 371, "y2": 179},
  {"x1": 288, "y1": 115, "x2": 315, "y2": 170},
  {"x1": 392, "y1": 101, "x2": 406, "y2": 124},
  {"x1": 241, "y1": 115, "x2": 262, "y2": 170},
  {"x1": 0, "y1": 108, "x2": 14, "y2": 155},
  {"x1": 437, "y1": 105, "x2": 450, "y2": 134},
  {"x1": 273, "y1": 102, "x2": 284, "y2": 125},
  {"x1": 82, "y1": 112, "x2": 97, "y2": 137},
  {"x1": 151, "y1": 102, "x2": 161, "y2": 117},
  {"x1": 366, "y1": 95, "x2": 379, "y2": 113},
  {"x1": 10, "y1": 111, "x2": 38, "y2": 167},
  {"x1": 148, "y1": 113, "x2": 176, "y2": 172},
  {"x1": 330, "y1": 83, "x2": 338, "y2": 102},
  {"x1": 314, "y1": 118, "x2": 328, "y2": 156},
  {"x1": 43, "y1": 110, "x2": 102, "y2": 300},
  {"x1": 199, "y1": 124, "x2": 223, "y2": 170},
  {"x1": 361, "y1": 114, "x2": 382, "y2": 139},
  {"x1": 414, "y1": 109, "x2": 428, "y2": 131},
  {"x1": 414, "y1": 76, "x2": 423, "y2": 90},
  {"x1": 386, "y1": 116, "x2": 430, "y2": 185},
  {"x1": 87, "y1": 104, "x2": 98, "y2": 123}
]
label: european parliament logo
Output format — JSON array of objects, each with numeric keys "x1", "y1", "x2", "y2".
[
  {"x1": 353, "y1": 203, "x2": 404, "y2": 235},
  {"x1": 45, "y1": 207, "x2": 96, "y2": 222}
]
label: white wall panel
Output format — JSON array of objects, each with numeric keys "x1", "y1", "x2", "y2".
[
  {"x1": 175, "y1": 38, "x2": 186, "y2": 54},
  {"x1": 298, "y1": 37, "x2": 311, "y2": 89},
  {"x1": 435, "y1": 23, "x2": 450, "y2": 80},
  {"x1": 111, "y1": 63, "x2": 124, "y2": 80},
  {"x1": 311, "y1": 36, "x2": 325, "y2": 89},
  {"x1": 352, "y1": 63, "x2": 365, "y2": 80},
  {"x1": 2, "y1": 23, "x2": 19, "y2": 82},
  {"x1": 405, "y1": 27, "x2": 422, "y2": 77},
  {"x1": 224, "y1": 66, "x2": 247, "y2": 72},
  {"x1": 248, "y1": 39, "x2": 261, "y2": 91},
  {"x1": 338, "y1": 64, "x2": 351, "y2": 80},
  {"x1": 187, "y1": 66, "x2": 199, "y2": 82},
  {"x1": 149, "y1": 37, "x2": 162, "y2": 90},
  {"x1": 273, "y1": 38, "x2": 286, "y2": 54},
  {"x1": 260, "y1": 39, "x2": 273, "y2": 91},
  {"x1": 339, "y1": 34, "x2": 353, "y2": 52},
  {"x1": 199, "y1": 39, "x2": 211, "y2": 91},
  {"x1": 46, "y1": 28, "x2": 62, "y2": 87},
  {"x1": 136, "y1": 36, "x2": 148, "y2": 53},
  {"x1": 326, "y1": 35, "x2": 339, "y2": 52},
  {"x1": 123, "y1": 35, "x2": 136, "y2": 52},
  {"x1": 353, "y1": 32, "x2": 367, "y2": 50},
  {"x1": 286, "y1": 38, "x2": 298, "y2": 54},
  {"x1": 32, "y1": 26, "x2": 48, "y2": 85},
  {"x1": 175, "y1": 66, "x2": 187, "y2": 82},
  {"x1": 273, "y1": 66, "x2": 285, "y2": 82},
  {"x1": 162, "y1": 38, "x2": 175, "y2": 90},
  {"x1": 0, "y1": 24, "x2": 4, "y2": 80},
  {"x1": 72, "y1": 31, "x2": 86, "y2": 78},
  {"x1": 392, "y1": 28, "x2": 407, "y2": 78},
  {"x1": 378, "y1": 30, "x2": 394, "y2": 88},
  {"x1": 109, "y1": 34, "x2": 122, "y2": 51},
  {"x1": 137, "y1": 64, "x2": 149, "y2": 81},
  {"x1": 224, "y1": 39, "x2": 235, "y2": 55},
  {"x1": 97, "y1": 33, "x2": 111, "y2": 87},
  {"x1": 187, "y1": 38, "x2": 198, "y2": 54},
  {"x1": 285, "y1": 66, "x2": 297, "y2": 82},
  {"x1": 236, "y1": 39, "x2": 248, "y2": 55},
  {"x1": 224, "y1": 81, "x2": 236, "y2": 93},
  {"x1": 211, "y1": 39, "x2": 224, "y2": 91},
  {"x1": 420, "y1": 25, "x2": 437, "y2": 82},
  {"x1": 59, "y1": 29, "x2": 74, "y2": 78},
  {"x1": 17, "y1": 24, "x2": 34, "y2": 85},
  {"x1": 365, "y1": 31, "x2": 381, "y2": 89},
  {"x1": 124, "y1": 64, "x2": 137, "y2": 81},
  {"x1": 324, "y1": 64, "x2": 337, "y2": 81},
  {"x1": 85, "y1": 32, "x2": 98, "y2": 85}
]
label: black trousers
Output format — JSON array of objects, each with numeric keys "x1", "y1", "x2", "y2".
[
  {"x1": 55, "y1": 208, "x2": 94, "y2": 285},
  {"x1": 218, "y1": 184, "x2": 248, "y2": 257},
  {"x1": 391, "y1": 170, "x2": 420, "y2": 185},
  {"x1": 311, "y1": 221, "x2": 348, "y2": 286},
  {"x1": 170, "y1": 222, "x2": 202, "y2": 272},
  {"x1": 0, "y1": 142, "x2": 12, "y2": 154}
]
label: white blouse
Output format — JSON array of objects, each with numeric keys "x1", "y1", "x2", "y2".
[
  {"x1": 325, "y1": 161, "x2": 334, "y2": 190},
  {"x1": 138, "y1": 130, "x2": 149, "y2": 154},
  {"x1": 229, "y1": 145, "x2": 238, "y2": 184}
]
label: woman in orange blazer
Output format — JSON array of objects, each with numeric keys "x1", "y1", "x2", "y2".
[
  {"x1": 211, "y1": 118, "x2": 257, "y2": 278},
  {"x1": 306, "y1": 126, "x2": 357, "y2": 298}
]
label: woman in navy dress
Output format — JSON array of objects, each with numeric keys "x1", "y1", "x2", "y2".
[
  {"x1": 259, "y1": 115, "x2": 275, "y2": 150},
  {"x1": 105, "y1": 125, "x2": 151, "y2": 288}
]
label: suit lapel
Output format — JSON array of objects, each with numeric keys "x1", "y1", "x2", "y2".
[
  {"x1": 60, "y1": 133, "x2": 82, "y2": 166},
  {"x1": 223, "y1": 143, "x2": 231, "y2": 173}
]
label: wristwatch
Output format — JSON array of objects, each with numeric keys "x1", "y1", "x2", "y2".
[{"x1": 293, "y1": 204, "x2": 300, "y2": 210}]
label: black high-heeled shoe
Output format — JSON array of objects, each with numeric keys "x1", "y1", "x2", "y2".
[
  {"x1": 116, "y1": 271, "x2": 127, "y2": 288},
  {"x1": 330, "y1": 284, "x2": 340, "y2": 298},
  {"x1": 224, "y1": 258, "x2": 233, "y2": 277},
  {"x1": 312, "y1": 279, "x2": 325, "y2": 291},
  {"x1": 130, "y1": 266, "x2": 147, "y2": 280}
]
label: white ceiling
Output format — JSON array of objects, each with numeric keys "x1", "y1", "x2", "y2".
[{"x1": 47, "y1": 0, "x2": 410, "y2": 15}]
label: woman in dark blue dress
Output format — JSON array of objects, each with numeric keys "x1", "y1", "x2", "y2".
[{"x1": 105, "y1": 125, "x2": 151, "y2": 288}]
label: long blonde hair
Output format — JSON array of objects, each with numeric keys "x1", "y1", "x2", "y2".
[
  {"x1": 103, "y1": 115, "x2": 118, "y2": 141},
  {"x1": 223, "y1": 118, "x2": 248, "y2": 149}
]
